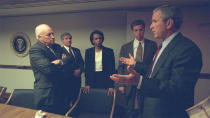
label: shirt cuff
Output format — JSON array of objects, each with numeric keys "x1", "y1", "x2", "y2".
[
  {"x1": 60, "y1": 60, "x2": 64, "y2": 65},
  {"x1": 137, "y1": 76, "x2": 143, "y2": 89}
]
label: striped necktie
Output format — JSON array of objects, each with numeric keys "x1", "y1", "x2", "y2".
[{"x1": 147, "y1": 44, "x2": 162, "y2": 78}]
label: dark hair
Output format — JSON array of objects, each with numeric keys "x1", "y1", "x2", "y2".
[
  {"x1": 153, "y1": 4, "x2": 183, "y2": 30},
  {"x1": 89, "y1": 30, "x2": 104, "y2": 45},
  {"x1": 60, "y1": 32, "x2": 71, "y2": 40},
  {"x1": 130, "y1": 19, "x2": 145, "y2": 31}
]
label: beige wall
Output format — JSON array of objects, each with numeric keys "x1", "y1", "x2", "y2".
[
  {"x1": 0, "y1": 6, "x2": 209, "y2": 104},
  {"x1": 195, "y1": 79, "x2": 210, "y2": 104}
]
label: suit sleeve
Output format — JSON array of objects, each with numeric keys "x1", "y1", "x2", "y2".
[
  {"x1": 85, "y1": 49, "x2": 93, "y2": 86},
  {"x1": 115, "y1": 45, "x2": 127, "y2": 87},
  {"x1": 117, "y1": 45, "x2": 127, "y2": 74},
  {"x1": 51, "y1": 43, "x2": 74, "y2": 66},
  {"x1": 60, "y1": 49, "x2": 75, "y2": 74},
  {"x1": 75, "y1": 49, "x2": 84, "y2": 72},
  {"x1": 107, "y1": 49, "x2": 116, "y2": 88},
  {"x1": 29, "y1": 47, "x2": 59, "y2": 75},
  {"x1": 134, "y1": 62, "x2": 150, "y2": 76}
]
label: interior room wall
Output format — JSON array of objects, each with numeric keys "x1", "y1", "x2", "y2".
[{"x1": 195, "y1": 79, "x2": 210, "y2": 104}]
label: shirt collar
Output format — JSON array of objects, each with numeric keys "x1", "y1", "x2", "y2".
[
  {"x1": 162, "y1": 32, "x2": 179, "y2": 48},
  {"x1": 63, "y1": 45, "x2": 71, "y2": 51},
  {"x1": 134, "y1": 38, "x2": 144, "y2": 43},
  {"x1": 134, "y1": 38, "x2": 144, "y2": 46}
]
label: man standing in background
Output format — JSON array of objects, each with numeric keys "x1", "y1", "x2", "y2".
[
  {"x1": 60, "y1": 32, "x2": 84, "y2": 115},
  {"x1": 116, "y1": 20, "x2": 157, "y2": 118}
]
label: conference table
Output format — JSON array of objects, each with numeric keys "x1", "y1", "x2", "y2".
[{"x1": 0, "y1": 104, "x2": 71, "y2": 118}]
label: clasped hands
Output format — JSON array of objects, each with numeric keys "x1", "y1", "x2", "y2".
[
  {"x1": 110, "y1": 53, "x2": 140, "y2": 85},
  {"x1": 51, "y1": 53, "x2": 67, "y2": 65}
]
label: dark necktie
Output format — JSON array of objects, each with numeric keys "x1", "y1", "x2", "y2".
[
  {"x1": 135, "y1": 42, "x2": 143, "y2": 62},
  {"x1": 147, "y1": 44, "x2": 162, "y2": 78},
  {"x1": 69, "y1": 48, "x2": 75, "y2": 61},
  {"x1": 69, "y1": 48, "x2": 73, "y2": 56}
]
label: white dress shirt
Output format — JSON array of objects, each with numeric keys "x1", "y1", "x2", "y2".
[{"x1": 95, "y1": 50, "x2": 103, "y2": 71}]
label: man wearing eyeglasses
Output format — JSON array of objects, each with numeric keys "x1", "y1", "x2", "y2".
[{"x1": 29, "y1": 24, "x2": 73, "y2": 114}]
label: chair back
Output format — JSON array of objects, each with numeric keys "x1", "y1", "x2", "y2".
[
  {"x1": 5, "y1": 89, "x2": 35, "y2": 109},
  {"x1": 66, "y1": 88, "x2": 116, "y2": 118},
  {"x1": 0, "y1": 87, "x2": 7, "y2": 103}
]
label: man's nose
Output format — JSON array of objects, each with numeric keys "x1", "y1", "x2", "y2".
[
  {"x1": 50, "y1": 34, "x2": 55, "y2": 39},
  {"x1": 150, "y1": 24, "x2": 153, "y2": 30}
]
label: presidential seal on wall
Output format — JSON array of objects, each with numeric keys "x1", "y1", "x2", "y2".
[{"x1": 10, "y1": 32, "x2": 31, "y2": 57}]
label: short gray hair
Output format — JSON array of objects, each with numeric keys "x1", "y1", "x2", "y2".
[
  {"x1": 60, "y1": 32, "x2": 71, "y2": 40},
  {"x1": 153, "y1": 4, "x2": 183, "y2": 30},
  {"x1": 35, "y1": 24, "x2": 49, "y2": 39}
]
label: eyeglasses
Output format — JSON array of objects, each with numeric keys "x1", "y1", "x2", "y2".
[{"x1": 40, "y1": 32, "x2": 54, "y2": 37}]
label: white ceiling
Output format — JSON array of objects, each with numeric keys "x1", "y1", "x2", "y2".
[{"x1": 0, "y1": 0, "x2": 209, "y2": 17}]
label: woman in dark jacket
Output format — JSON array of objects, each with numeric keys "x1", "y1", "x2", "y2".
[{"x1": 84, "y1": 30, "x2": 116, "y2": 95}]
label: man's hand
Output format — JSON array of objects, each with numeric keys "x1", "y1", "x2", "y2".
[
  {"x1": 120, "y1": 53, "x2": 136, "y2": 66},
  {"x1": 83, "y1": 85, "x2": 90, "y2": 94},
  {"x1": 119, "y1": 87, "x2": 125, "y2": 94},
  {"x1": 62, "y1": 54, "x2": 67, "y2": 59},
  {"x1": 51, "y1": 59, "x2": 63, "y2": 65},
  {"x1": 73, "y1": 69, "x2": 81, "y2": 77},
  {"x1": 110, "y1": 66, "x2": 140, "y2": 85},
  {"x1": 107, "y1": 88, "x2": 114, "y2": 96}
]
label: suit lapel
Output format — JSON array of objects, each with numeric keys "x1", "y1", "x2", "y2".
[
  {"x1": 129, "y1": 41, "x2": 134, "y2": 56},
  {"x1": 126, "y1": 40, "x2": 134, "y2": 57},
  {"x1": 38, "y1": 42, "x2": 57, "y2": 59},
  {"x1": 143, "y1": 39, "x2": 150, "y2": 61},
  {"x1": 151, "y1": 33, "x2": 182, "y2": 78},
  {"x1": 102, "y1": 46, "x2": 106, "y2": 69},
  {"x1": 90, "y1": 47, "x2": 95, "y2": 67},
  {"x1": 72, "y1": 48, "x2": 78, "y2": 61},
  {"x1": 62, "y1": 47, "x2": 69, "y2": 55}
]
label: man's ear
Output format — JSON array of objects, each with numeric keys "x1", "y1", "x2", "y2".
[
  {"x1": 38, "y1": 35, "x2": 41, "y2": 39},
  {"x1": 166, "y1": 18, "x2": 174, "y2": 30}
]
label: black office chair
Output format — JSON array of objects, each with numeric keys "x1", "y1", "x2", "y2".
[
  {"x1": 5, "y1": 89, "x2": 35, "y2": 109},
  {"x1": 0, "y1": 86, "x2": 7, "y2": 103},
  {"x1": 65, "y1": 88, "x2": 116, "y2": 118}
]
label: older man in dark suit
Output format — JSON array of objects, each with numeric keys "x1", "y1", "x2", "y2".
[
  {"x1": 29, "y1": 24, "x2": 73, "y2": 114},
  {"x1": 60, "y1": 32, "x2": 84, "y2": 114},
  {"x1": 116, "y1": 20, "x2": 157, "y2": 118},
  {"x1": 111, "y1": 4, "x2": 202, "y2": 118}
]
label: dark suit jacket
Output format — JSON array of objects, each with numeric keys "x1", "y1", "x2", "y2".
[
  {"x1": 135, "y1": 33, "x2": 203, "y2": 118},
  {"x1": 117, "y1": 38, "x2": 157, "y2": 96},
  {"x1": 85, "y1": 46, "x2": 115, "y2": 88},
  {"x1": 29, "y1": 41, "x2": 72, "y2": 111},
  {"x1": 61, "y1": 47, "x2": 84, "y2": 91},
  {"x1": 61, "y1": 47, "x2": 84, "y2": 83}
]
